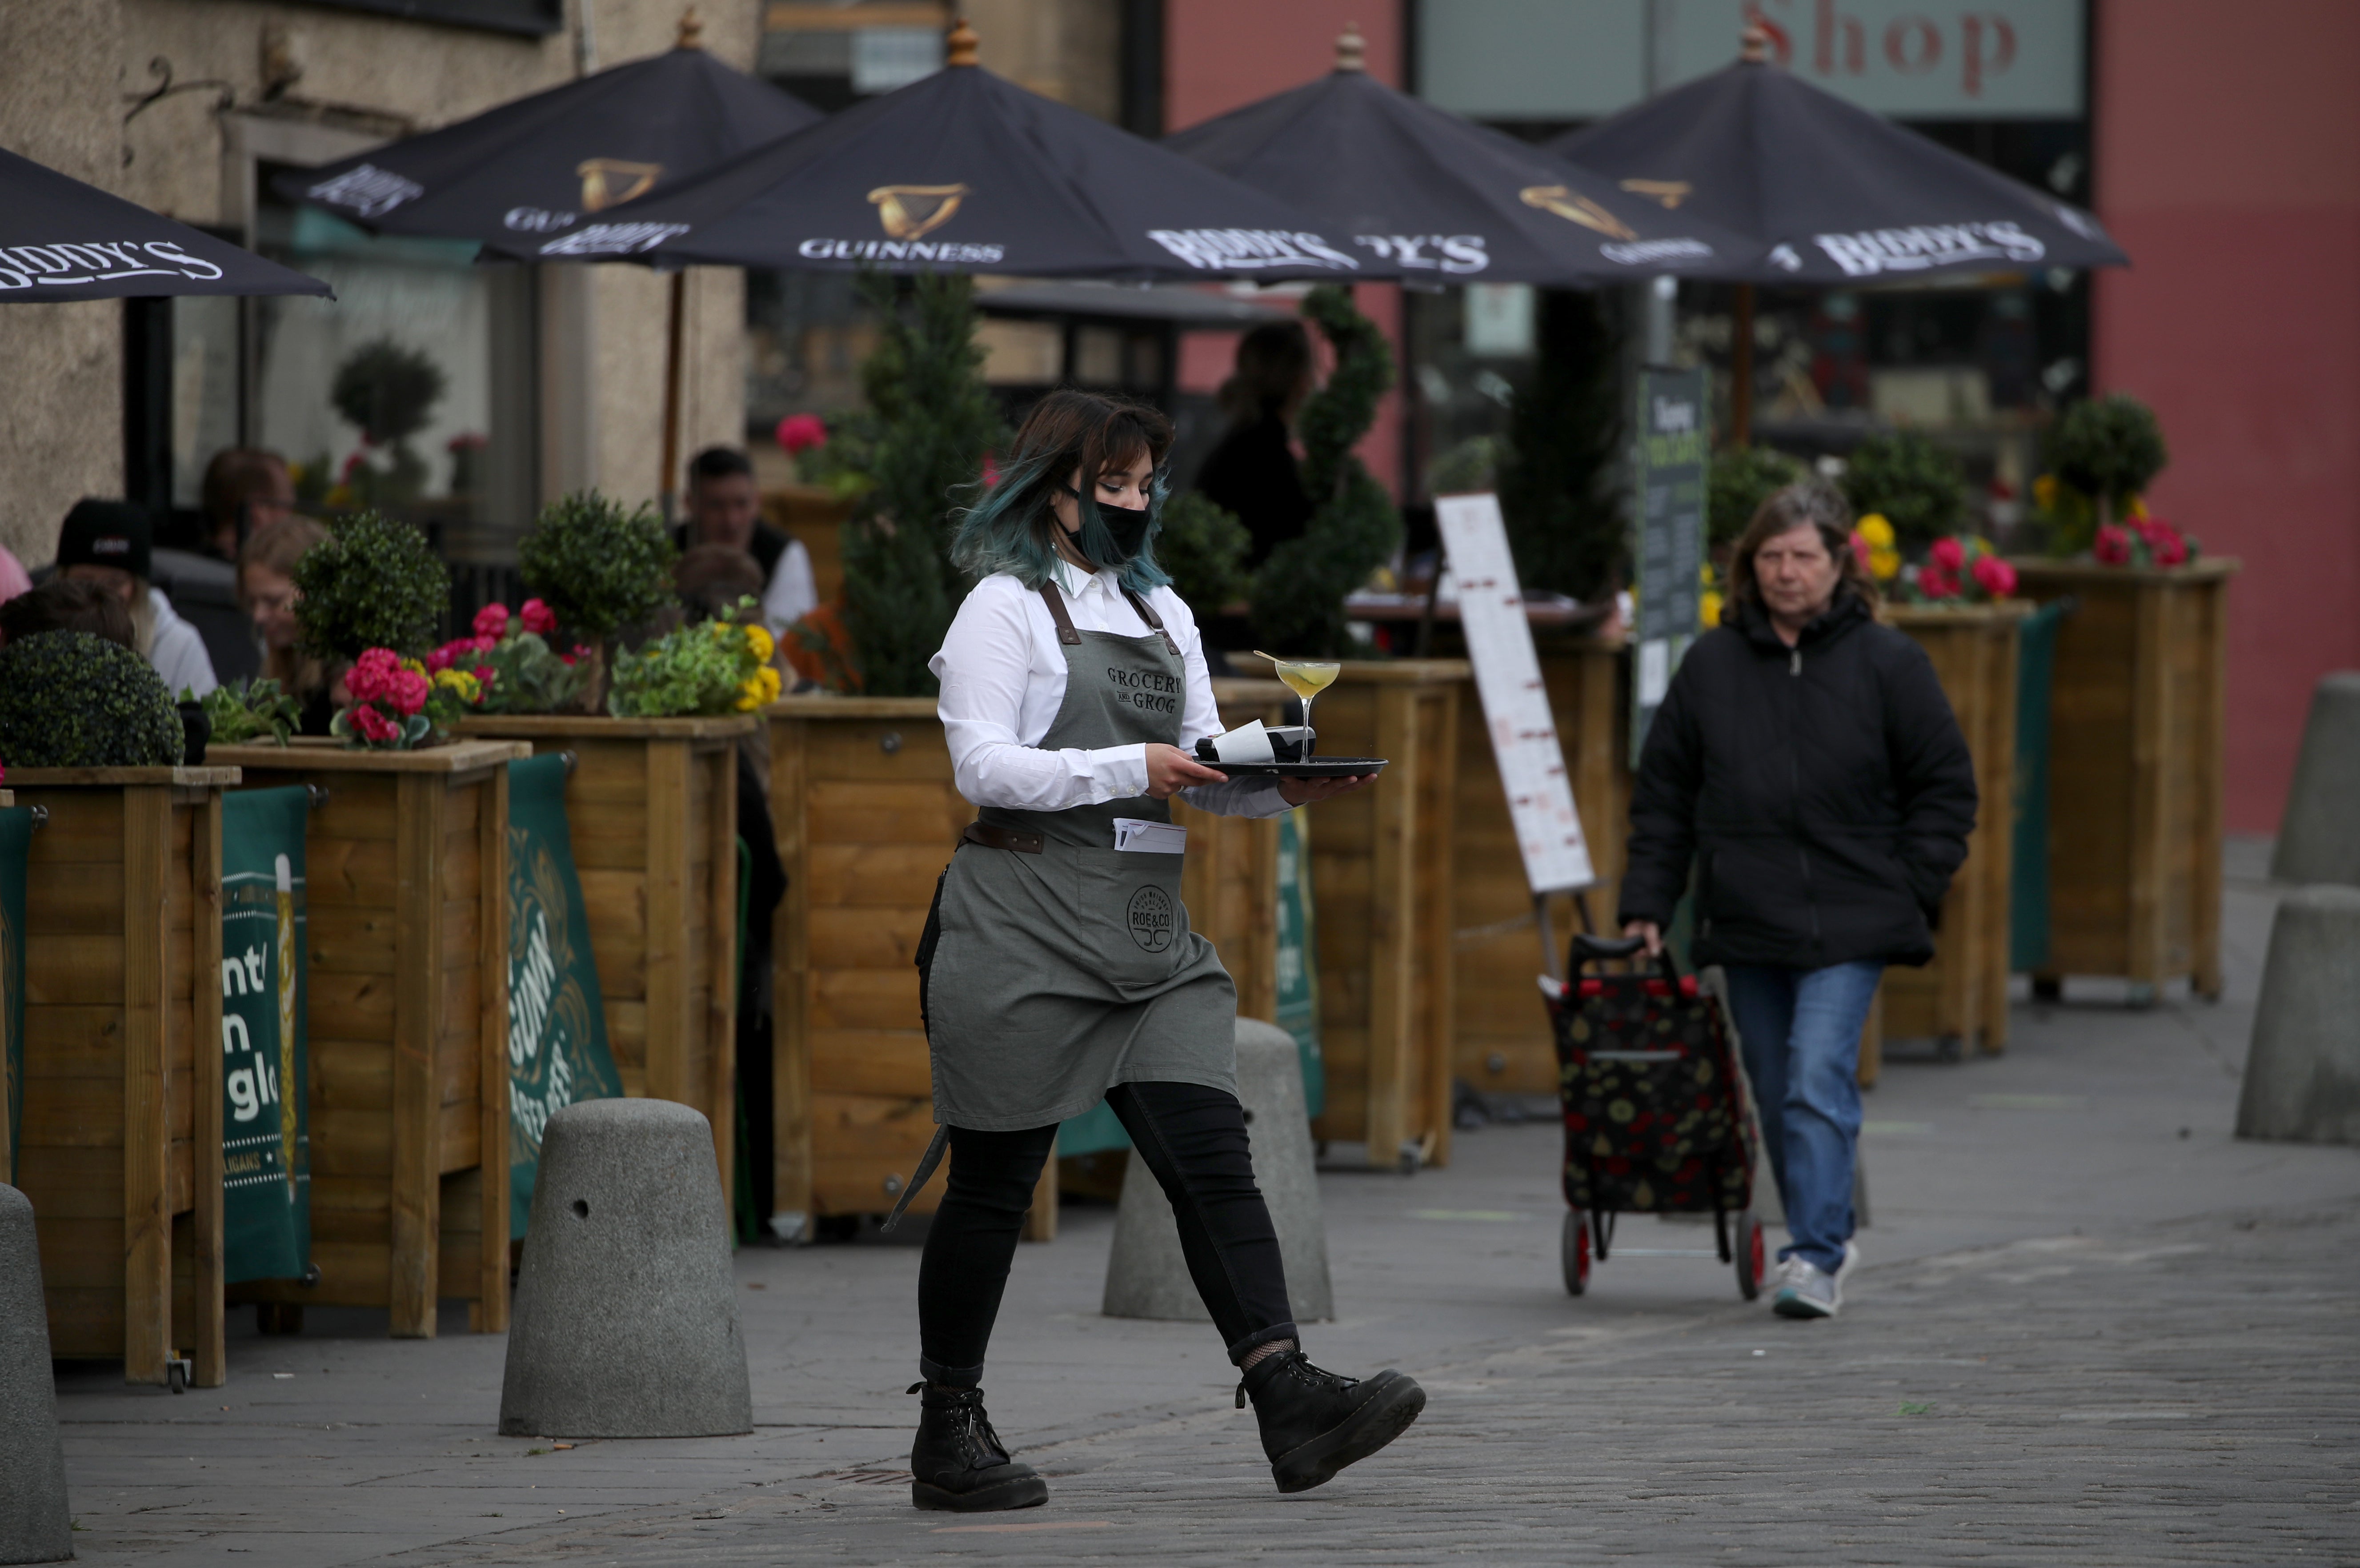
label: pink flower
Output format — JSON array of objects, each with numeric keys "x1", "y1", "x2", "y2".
[
  {"x1": 473, "y1": 666, "x2": 496, "y2": 687},
  {"x1": 1930, "y1": 537, "x2": 1967, "y2": 574},
  {"x1": 520, "y1": 598, "x2": 557, "y2": 636},
  {"x1": 774, "y1": 413, "x2": 828, "y2": 455},
  {"x1": 1849, "y1": 531, "x2": 1873, "y2": 571},
  {"x1": 473, "y1": 635, "x2": 497, "y2": 654},
  {"x1": 1915, "y1": 564, "x2": 1960, "y2": 600},
  {"x1": 1971, "y1": 555, "x2": 2018, "y2": 598},
  {"x1": 473, "y1": 603, "x2": 510, "y2": 640},
  {"x1": 349, "y1": 705, "x2": 400, "y2": 743},
  {"x1": 346, "y1": 648, "x2": 398, "y2": 703},
  {"x1": 2094, "y1": 523, "x2": 2133, "y2": 565},
  {"x1": 2137, "y1": 517, "x2": 2188, "y2": 567},
  {"x1": 386, "y1": 670, "x2": 431, "y2": 717}
]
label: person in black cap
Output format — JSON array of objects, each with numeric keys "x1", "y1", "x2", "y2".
[
  {"x1": 54, "y1": 499, "x2": 218, "y2": 697},
  {"x1": 670, "y1": 447, "x2": 816, "y2": 639}
]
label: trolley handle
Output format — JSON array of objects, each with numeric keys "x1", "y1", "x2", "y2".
[{"x1": 1569, "y1": 932, "x2": 1686, "y2": 984}]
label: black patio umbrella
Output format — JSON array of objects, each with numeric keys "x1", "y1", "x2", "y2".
[
  {"x1": 1553, "y1": 28, "x2": 2127, "y2": 439},
  {"x1": 271, "y1": 14, "x2": 817, "y2": 249},
  {"x1": 503, "y1": 22, "x2": 1376, "y2": 282},
  {"x1": 0, "y1": 144, "x2": 329, "y2": 302},
  {"x1": 1162, "y1": 28, "x2": 1763, "y2": 285},
  {"x1": 273, "y1": 13, "x2": 817, "y2": 500}
]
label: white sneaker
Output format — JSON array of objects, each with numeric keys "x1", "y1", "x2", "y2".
[
  {"x1": 1835, "y1": 1239, "x2": 1861, "y2": 1292},
  {"x1": 1772, "y1": 1257, "x2": 1841, "y2": 1319}
]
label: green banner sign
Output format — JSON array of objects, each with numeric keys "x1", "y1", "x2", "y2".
[
  {"x1": 1274, "y1": 808, "x2": 1325, "y2": 1119},
  {"x1": 220, "y1": 787, "x2": 312, "y2": 1283},
  {"x1": 507, "y1": 753, "x2": 623, "y2": 1235},
  {"x1": 1, "y1": 805, "x2": 28, "y2": 1186}
]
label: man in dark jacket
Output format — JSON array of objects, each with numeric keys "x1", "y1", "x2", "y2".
[{"x1": 1621, "y1": 481, "x2": 1975, "y2": 1319}]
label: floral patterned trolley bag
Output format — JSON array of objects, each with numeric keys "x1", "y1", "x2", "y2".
[{"x1": 1541, "y1": 933, "x2": 1766, "y2": 1301}]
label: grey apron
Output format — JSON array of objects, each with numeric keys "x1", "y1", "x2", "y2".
[{"x1": 920, "y1": 579, "x2": 1238, "y2": 1133}]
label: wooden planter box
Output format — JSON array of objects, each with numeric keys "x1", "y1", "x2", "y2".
[
  {"x1": 2009, "y1": 559, "x2": 2238, "y2": 1001},
  {"x1": 12, "y1": 765, "x2": 237, "y2": 1385},
  {"x1": 1451, "y1": 635, "x2": 1627, "y2": 1099},
  {"x1": 1879, "y1": 605, "x2": 2028, "y2": 1055},
  {"x1": 1298, "y1": 662, "x2": 1466, "y2": 1170},
  {"x1": 208, "y1": 740, "x2": 525, "y2": 1337},
  {"x1": 765, "y1": 683, "x2": 1293, "y2": 1237},
  {"x1": 458, "y1": 716, "x2": 749, "y2": 1203}
]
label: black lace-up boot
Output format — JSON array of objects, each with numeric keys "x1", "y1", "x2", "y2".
[
  {"x1": 906, "y1": 1383, "x2": 1049, "y2": 1512},
  {"x1": 1237, "y1": 1351, "x2": 1425, "y2": 1494}
]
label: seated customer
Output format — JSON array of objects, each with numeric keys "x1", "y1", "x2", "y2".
[
  {"x1": 200, "y1": 448, "x2": 297, "y2": 562},
  {"x1": 237, "y1": 515, "x2": 340, "y2": 734},
  {"x1": 671, "y1": 447, "x2": 817, "y2": 639},
  {"x1": 53, "y1": 499, "x2": 217, "y2": 696},
  {"x1": 0, "y1": 577, "x2": 136, "y2": 649}
]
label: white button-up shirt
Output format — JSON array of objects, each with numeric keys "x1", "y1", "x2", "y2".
[{"x1": 930, "y1": 563, "x2": 1289, "y2": 819}]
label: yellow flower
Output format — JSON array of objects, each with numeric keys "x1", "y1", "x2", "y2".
[
  {"x1": 743, "y1": 624, "x2": 775, "y2": 664},
  {"x1": 401, "y1": 658, "x2": 426, "y2": 675},
  {"x1": 1855, "y1": 513, "x2": 1895, "y2": 549},
  {"x1": 2032, "y1": 474, "x2": 2058, "y2": 511},
  {"x1": 433, "y1": 668, "x2": 480, "y2": 702},
  {"x1": 1870, "y1": 546, "x2": 1902, "y2": 581},
  {"x1": 2126, "y1": 494, "x2": 2149, "y2": 520},
  {"x1": 1699, "y1": 590, "x2": 1724, "y2": 630},
  {"x1": 755, "y1": 665, "x2": 781, "y2": 702}
]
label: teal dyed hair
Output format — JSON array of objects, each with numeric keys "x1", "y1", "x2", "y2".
[{"x1": 950, "y1": 389, "x2": 1174, "y2": 595}]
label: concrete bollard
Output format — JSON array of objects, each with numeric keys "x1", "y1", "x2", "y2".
[
  {"x1": 2272, "y1": 673, "x2": 2360, "y2": 886},
  {"x1": 1103, "y1": 1019, "x2": 1334, "y2": 1324},
  {"x1": 0, "y1": 1185, "x2": 72, "y2": 1565},
  {"x1": 2236, "y1": 886, "x2": 2360, "y2": 1146},
  {"x1": 499, "y1": 1099, "x2": 751, "y2": 1438}
]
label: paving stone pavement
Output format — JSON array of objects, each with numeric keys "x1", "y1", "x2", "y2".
[{"x1": 45, "y1": 842, "x2": 2360, "y2": 1564}]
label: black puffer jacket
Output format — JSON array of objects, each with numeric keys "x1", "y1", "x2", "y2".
[{"x1": 1619, "y1": 590, "x2": 1978, "y2": 969}]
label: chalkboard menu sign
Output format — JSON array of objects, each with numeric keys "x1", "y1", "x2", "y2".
[{"x1": 1630, "y1": 365, "x2": 1707, "y2": 753}]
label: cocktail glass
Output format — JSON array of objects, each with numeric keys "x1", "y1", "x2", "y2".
[{"x1": 1270, "y1": 660, "x2": 1341, "y2": 754}]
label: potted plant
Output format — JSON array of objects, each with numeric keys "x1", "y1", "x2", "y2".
[
  {"x1": 0, "y1": 630, "x2": 237, "y2": 1385},
  {"x1": 463, "y1": 508, "x2": 751, "y2": 1207},
  {"x1": 212, "y1": 514, "x2": 524, "y2": 1338},
  {"x1": 2011, "y1": 393, "x2": 2235, "y2": 1003}
]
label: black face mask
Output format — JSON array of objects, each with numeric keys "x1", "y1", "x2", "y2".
[{"x1": 1065, "y1": 486, "x2": 1154, "y2": 563}]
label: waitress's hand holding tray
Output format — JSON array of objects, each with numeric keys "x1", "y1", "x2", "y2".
[{"x1": 1180, "y1": 706, "x2": 1385, "y2": 805}]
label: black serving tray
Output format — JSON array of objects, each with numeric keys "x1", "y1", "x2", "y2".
[{"x1": 1205, "y1": 758, "x2": 1387, "y2": 779}]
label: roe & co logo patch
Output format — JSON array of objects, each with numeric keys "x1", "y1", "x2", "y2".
[
  {"x1": 0, "y1": 240, "x2": 225, "y2": 291},
  {"x1": 1126, "y1": 884, "x2": 1176, "y2": 954}
]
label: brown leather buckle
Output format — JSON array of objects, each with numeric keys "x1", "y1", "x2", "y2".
[{"x1": 962, "y1": 821, "x2": 1043, "y2": 854}]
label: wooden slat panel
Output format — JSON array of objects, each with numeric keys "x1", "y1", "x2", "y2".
[
  {"x1": 809, "y1": 968, "x2": 922, "y2": 1031},
  {"x1": 310, "y1": 906, "x2": 401, "y2": 974},
  {"x1": 24, "y1": 936, "x2": 126, "y2": 1006},
  {"x1": 809, "y1": 1028, "x2": 931, "y2": 1099},
  {"x1": 310, "y1": 971, "x2": 396, "y2": 1043},
  {"x1": 806, "y1": 780, "x2": 970, "y2": 846},
  {"x1": 306, "y1": 834, "x2": 399, "y2": 906},
  {"x1": 806, "y1": 843, "x2": 954, "y2": 908},
  {"x1": 389, "y1": 774, "x2": 442, "y2": 1337},
  {"x1": 34, "y1": 865, "x2": 128, "y2": 934},
  {"x1": 805, "y1": 906, "x2": 928, "y2": 970},
  {"x1": 121, "y1": 785, "x2": 173, "y2": 1383},
  {"x1": 23, "y1": 1007, "x2": 124, "y2": 1076},
  {"x1": 440, "y1": 1100, "x2": 478, "y2": 1173}
]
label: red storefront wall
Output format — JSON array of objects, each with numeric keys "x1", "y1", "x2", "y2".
[
  {"x1": 2093, "y1": 0, "x2": 2360, "y2": 833},
  {"x1": 1166, "y1": 0, "x2": 1403, "y2": 497}
]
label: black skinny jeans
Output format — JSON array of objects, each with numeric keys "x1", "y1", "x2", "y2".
[{"x1": 917, "y1": 1080, "x2": 1298, "y2": 1386}]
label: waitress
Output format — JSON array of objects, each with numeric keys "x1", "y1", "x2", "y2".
[{"x1": 901, "y1": 388, "x2": 1424, "y2": 1513}]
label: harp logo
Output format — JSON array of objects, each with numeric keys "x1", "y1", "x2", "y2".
[
  {"x1": 577, "y1": 159, "x2": 663, "y2": 213},
  {"x1": 1519, "y1": 186, "x2": 1640, "y2": 242},
  {"x1": 1619, "y1": 179, "x2": 1693, "y2": 210},
  {"x1": 869, "y1": 184, "x2": 970, "y2": 240}
]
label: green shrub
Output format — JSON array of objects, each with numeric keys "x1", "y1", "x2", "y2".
[
  {"x1": 1708, "y1": 445, "x2": 1806, "y2": 547},
  {"x1": 2047, "y1": 393, "x2": 2168, "y2": 511},
  {"x1": 292, "y1": 510, "x2": 449, "y2": 661},
  {"x1": 1495, "y1": 290, "x2": 1624, "y2": 600},
  {"x1": 0, "y1": 631, "x2": 184, "y2": 768},
  {"x1": 1250, "y1": 285, "x2": 1400, "y2": 656},
  {"x1": 1840, "y1": 430, "x2": 1967, "y2": 549},
  {"x1": 1155, "y1": 492, "x2": 1251, "y2": 622},
  {"x1": 833, "y1": 271, "x2": 1005, "y2": 696},
  {"x1": 518, "y1": 493, "x2": 677, "y2": 651},
  {"x1": 196, "y1": 678, "x2": 301, "y2": 746}
]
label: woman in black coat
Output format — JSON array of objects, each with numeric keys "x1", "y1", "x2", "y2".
[{"x1": 1620, "y1": 480, "x2": 1976, "y2": 1320}]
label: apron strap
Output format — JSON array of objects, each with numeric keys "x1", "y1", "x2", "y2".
[
  {"x1": 1038, "y1": 580, "x2": 1083, "y2": 646},
  {"x1": 879, "y1": 1125, "x2": 951, "y2": 1234},
  {"x1": 1121, "y1": 587, "x2": 1183, "y2": 656}
]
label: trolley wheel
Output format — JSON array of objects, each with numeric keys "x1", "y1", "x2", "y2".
[
  {"x1": 1735, "y1": 1211, "x2": 1766, "y2": 1301},
  {"x1": 1561, "y1": 1211, "x2": 1591, "y2": 1296},
  {"x1": 167, "y1": 1358, "x2": 189, "y2": 1395}
]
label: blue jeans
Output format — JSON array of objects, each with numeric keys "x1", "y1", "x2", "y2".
[{"x1": 1720, "y1": 961, "x2": 1882, "y2": 1275}]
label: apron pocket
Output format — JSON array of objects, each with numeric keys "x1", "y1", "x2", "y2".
[{"x1": 1073, "y1": 845, "x2": 1191, "y2": 989}]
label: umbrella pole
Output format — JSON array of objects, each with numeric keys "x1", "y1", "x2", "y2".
[
  {"x1": 660, "y1": 270, "x2": 686, "y2": 521},
  {"x1": 1730, "y1": 282, "x2": 1755, "y2": 449}
]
